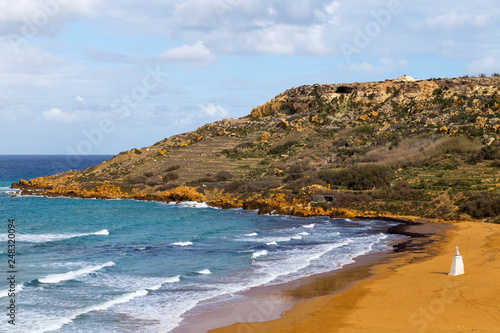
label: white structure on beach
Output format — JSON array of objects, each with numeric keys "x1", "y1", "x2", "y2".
[{"x1": 448, "y1": 246, "x2": 465, "y2": 276}]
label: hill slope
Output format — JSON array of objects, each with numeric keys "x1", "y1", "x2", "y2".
[{"x1": 13, "y1": 77, "x2": 500, "y2": 222}]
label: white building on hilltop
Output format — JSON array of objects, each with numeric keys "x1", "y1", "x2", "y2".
[{"x1": 397, "y1": 75, "x2": 417, "y2": 81}]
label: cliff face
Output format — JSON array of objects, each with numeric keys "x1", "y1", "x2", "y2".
[{"x1": 12, "y1": 77, "x2": 500, "y2": 222}]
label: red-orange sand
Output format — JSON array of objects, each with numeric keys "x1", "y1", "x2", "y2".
[{"x1": 211, "y1": 222, "x2": 500, "y2": 332}]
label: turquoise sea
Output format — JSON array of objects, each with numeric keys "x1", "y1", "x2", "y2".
[{"x1": 0, "y1": 155, "x2": 403, "y2": 332}]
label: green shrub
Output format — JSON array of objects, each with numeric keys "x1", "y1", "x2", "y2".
[
  {"x1": 165, "y1": 165, "x2": 181, "y2": 172},
  {"x1": 459, "y1": 194, "x2": 500, "y2": 218},
  {"x1": 372, "y1": 182, "x2": 429, "y2": 201},
  {"x1": 434, "y1": 179, "x2": 474, "y2": 189},
  {"x1": 225, "y1": 179, "x2": 281, "y2": 193},
  {"x1": 236, "y1": 142, "x2": 254, "y2": 149},
  {"x1": 143, "y1": 172, "x2": 155, "y2": 177},
  {"x1": 163, "y1": 172, "x2": 180, "y2": 182},
  {"x1": 249, "y1": 168, "x2": 268, "y2": 177},
  {"x1": 284, "y1": 163, "x2": 309, "y2": 182},
  {"x1": 439, "y1": 137, "x2": 482, "y2": 155},
  {"x1": 156, "y1": 184, "x2": 179, "y2": 191},
  {"x1": 147, "y1": 179, "x2": 163, "y2": 187},
  {"x1": 194, "y1": 177, "x2": 216, "y2": 183},
  {"x1": 268, "y1": 140, "x2": 299, "y2": 156},
  {"x1": 283, "y1": 177, "x2": 328, "y2": 191},
  {"x1": 478, "y1": 146, "x2": 497, "y2": 160},
  {"x1": 215, "y1": 171, "x2": 233, "y2": 181},
  {"x1": 331, "y1": 192, "x2": 371, "y2": 206},
  {"x1": 318, "y1": 165, "x2": 395, "y2": 190},
  {"x1": 351, "y1": 124, "x2": 377, "y2": 135},
  {"x1": 128, "y1": 175, "x2": 147, "y2": 184}
]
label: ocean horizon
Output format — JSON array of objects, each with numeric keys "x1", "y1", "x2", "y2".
[{"x1": 0, "y1": 155, "x2": 404, "y2": 332}]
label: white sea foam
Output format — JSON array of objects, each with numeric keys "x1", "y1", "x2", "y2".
[
  {"x1": 243, "y1": 232, "x2": 258, "y2": 237},
  {"x1": 39, "y1": 262, "x2": 115, "y2": 284},
  {"x1": 303, "y1": 223, "x2": 315, "y2": 228},
  {"x1": 0, "y1": 284, "x2": 24, "y2": 299},
  {"x1": 253, "y1": 238, "x2": 354, "y2": 286},
  {"x1": 170, "y1": 241, "x2": 193, "y2": 247},
  {"x1": 266, "y1": 241, "x2": 278, "y2": 246},
  {"x1": 39, "y1": 290, "x2": 148, "y2": 332},
  {"x1": 10, "y1": 229, "x2": 109, "y2": 243},
  {"x1": 146, "y1": 276, "x2": 181, "y2": 291},
  {"x1": 197, "y1": 269, "x2": 212, "y2": 275},
  {"x1": 32, "y1": 277, "x2": 180, "y2": 333},
  {"x1": 240, "y1": 233, "x2": 305, "y2": 243},
  {"x1": 83, "y1": 274, "x2": 180, "y2": 291},
  {"x1": 298, "y1": 231, "x2": 310, "y2": 236},
  {"x1": 0, "y1": 187, "x2": 20, "y2": 195},
  {"x1": 177, "y1": 201, "x2": 211, "y2": 209},
  {"x1": 252, "y1": 250, "x2": 268, "y2": 259}
]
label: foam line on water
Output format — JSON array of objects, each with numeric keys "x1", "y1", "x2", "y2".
[
  {"x1": 146, "y1": 275, "x2": 181, "y2": 291},
  {"x1": 252, "y1": 250, "x2": 268, "y2": 259},
  {"x1": 174, "y1": 201, "x2": 212, "y2": 209},
  {"x1": 197, "y1": 269, "x2": 212, "y2": 275},
  {"x1": 38, "y1": 262, "x2": 115, "y2": 284},
  {"x1": 170, "y1": 241, "x2": 193, "y2": 247},
  {"x1": 0, "y1": 284, "x2": 24, "y2": 299},
  {"x1": 240, "y1": 232, "x2": 315, "y2": 243},
  {"x1": 253, "y1": 238, "x2": 354, "y2": 286},
  {"x1": 34, "y1": 277, "x2": 180, "y2": 333},
  {"x1": 7, "y1": 229, "x2": 109, "y2": 243}
]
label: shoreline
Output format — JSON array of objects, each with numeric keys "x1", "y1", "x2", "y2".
[
  {"x1": 172, "y1": 220, "x2": 447, "y2": 333},
  {"x1": 173, "y1": 248, "x2": 398, "y2": 333},
  {"x1": 210, "y1": 221, "x2": 500, "y2": 332}
]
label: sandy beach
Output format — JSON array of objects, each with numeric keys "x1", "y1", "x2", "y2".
[{"x1": 211, "y1": 221, "x2": 500, "y2": 332}]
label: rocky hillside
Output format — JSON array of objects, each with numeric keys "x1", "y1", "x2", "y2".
[{"x1": 13, "y1": 76, "x2": 500, "y2": 222}]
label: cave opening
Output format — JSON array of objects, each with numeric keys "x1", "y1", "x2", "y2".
[{"x1": 335, "y1": 86, "x2": 353, "y2": 94}]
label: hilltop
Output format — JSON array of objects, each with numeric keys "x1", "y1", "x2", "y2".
[{"x1": 13, "y1": 76, "x2": 500, "y2": 222}]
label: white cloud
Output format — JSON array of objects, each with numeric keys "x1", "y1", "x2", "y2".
[
  {"x1": 315, "y1": 1, "x2": 340, "y2": 25},
  {"x1": 325, "y1": 1, "x2": 340, "y2": 15},
  {"x1": 159, "y1": 41, "x2": 215, "y2": 64},
  {"x1": 467, "y1": 55, "x2": 500, "y2": 75},
  {"x1": 340, "y1": 58, "x2": 407, "y2": 74},
  {"x1": 230, "y1": 23, "x2": 329, "y2": 55},
  {"x1": 414, "y1": 10, "x2": 495, "y2": 31},
  {"x1": 76, "y1": 96, "x2": 85, "y2": 102},
  {"x1": 42, "y1": 108, "x2": 79, "y2": 123},
  {"x1": 0, "y1": 104, "x2": 31, "y2": 122},
  {"x1": 346, "y1": 62, "x2": 384, "y2": 74},
  {"x1": 199, "y1": 103, "x2": 228, "y2": 117},
  {"x1": 0, "y1": 41, "x2": 66, "y2": 73},
  {"x1": 0, "y1": 0, "x2": 103, "y2": 37}
]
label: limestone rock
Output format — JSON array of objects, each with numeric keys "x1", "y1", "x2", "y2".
[
  {"x1": 278, "y1": 119, "x2": 289, "y2": 129},
  {"x1": 261, "y1": 132, "x2": 271, "y2": 140}
]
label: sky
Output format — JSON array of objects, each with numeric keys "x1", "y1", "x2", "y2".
[{"x1": 0, "y1": 0, "x2": 499, "y2": 155}]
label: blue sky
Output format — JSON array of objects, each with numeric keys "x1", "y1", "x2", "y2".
[{"x1": 0, "y1": 0, "x2": 499, "y2": 154}]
